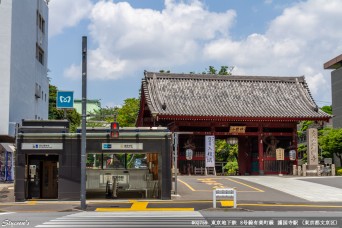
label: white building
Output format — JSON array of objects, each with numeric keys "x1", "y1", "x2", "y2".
[
  {"x1": 0, "y1": 0, "x2": 49, "y2": 181},
  {"x1": 0, "y1": 0, "x2": 49, "y2": 142}
]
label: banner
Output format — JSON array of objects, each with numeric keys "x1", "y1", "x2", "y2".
[{"x1": 205, "y1": 136, "x2": 215, "y2": 167}]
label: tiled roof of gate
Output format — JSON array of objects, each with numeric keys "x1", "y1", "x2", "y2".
[{"x1": 141, "y1": 72, "x2": 331, "y2": 120}]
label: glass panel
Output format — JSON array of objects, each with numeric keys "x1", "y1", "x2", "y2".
[
  {"x1": 86, "y1": 153, "x2": 102, "y2": 169},
  {"x1": 103, "y1": 153, "x2": 125, "y2": 169},
  {"x1": 127, "y1": 154, "x2": 147, "y2": 169}
]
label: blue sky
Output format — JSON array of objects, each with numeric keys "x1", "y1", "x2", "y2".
[{"x1": 48, "y1": 0, "x2": 341, "y2": 107}]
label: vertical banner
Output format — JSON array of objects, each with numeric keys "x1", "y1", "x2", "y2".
[{"x1": 205, "y1": 136, "x2": 215, "y2": 167}]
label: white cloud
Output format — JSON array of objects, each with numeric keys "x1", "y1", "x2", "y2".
[
  {"x1": 62, "y1": 0, "x2": 342, "y2": 104},
  {"x1": 64, "y1": 0, "x2": 236, "y2": 80},
  {"x1": 48, "y1": 0, "x2": 93, "y2": 37},
  {"x1": 203, "y1": 0, "x2": 342, "y2": 102}
]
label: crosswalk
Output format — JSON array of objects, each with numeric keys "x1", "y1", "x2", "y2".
[{"x1": 35, "y1": 211, "x2": 208, "y2": 228}]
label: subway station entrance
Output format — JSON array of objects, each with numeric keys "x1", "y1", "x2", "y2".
[
  {"x1": 27, "y1": 154, "x2": 58, "y2": 199},
  {"x1": 15, "y1": 120, "x2": 171, "y2": 202}
]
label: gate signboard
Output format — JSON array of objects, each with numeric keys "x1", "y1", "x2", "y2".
[{"x1": 276, "y1": 148, "x2": 284, "y2": 160}]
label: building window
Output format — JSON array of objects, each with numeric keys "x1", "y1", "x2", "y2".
[
  {"x1": 86, "y1": 153, "x2": 148, "y2": 170},
  {"x1": 36, "y1": 11, "x2": 45, "y2": 33},
  {"x1": 36, "y1": 44, "x2": 44, "y2": 65}
]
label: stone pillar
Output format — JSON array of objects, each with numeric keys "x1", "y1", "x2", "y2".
[
  {"x1": 293, "y1": 165, "x2": 297, "y2": 176},
  {"x1": 307, "y1": 128, "x2": 319, "y2": 170},
  {"x1": 298, "y1": 166, "x2": 302, "y2": 176},
  {"x1": 302, "y1": 164, "x2": 306, "y2": 176}
]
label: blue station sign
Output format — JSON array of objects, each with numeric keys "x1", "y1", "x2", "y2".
[{"x1": 56, "y1": 91, "x2": 74, "y2": 109}]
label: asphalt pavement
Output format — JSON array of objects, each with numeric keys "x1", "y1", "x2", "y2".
[{"x1": 1, "y1": 175, "x2": 342, "y2": 213}]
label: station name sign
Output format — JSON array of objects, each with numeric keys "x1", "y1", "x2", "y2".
[
  {"x1": 102, "y1": 143, "x2": 143, "y2": 150},
  {"x1": 22, "y1": 143, "x2": 63, "y2": 150}
]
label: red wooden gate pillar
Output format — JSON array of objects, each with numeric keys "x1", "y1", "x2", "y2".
[
  {"x1": 258, "y1": 125, "x2": 264, "y2": 175},
  {"x1": 293, "y1": 125, "x2": 298, "y2": 166}
]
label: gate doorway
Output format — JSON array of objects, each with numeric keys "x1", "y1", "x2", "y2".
[{"x1": 27, "y1": 155, "x2": 58, "y2": 199}]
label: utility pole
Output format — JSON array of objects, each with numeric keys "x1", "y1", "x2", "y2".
[
  {"x1": 81, "y1": 36, "x2": 87, "y2": 210},
  {"x1": 173, "y1": 133, "x2": 178, "y2": 195}
]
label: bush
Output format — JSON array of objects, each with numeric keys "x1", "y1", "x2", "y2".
[
  {"x1": 336, "y1": 167, "x2": 342, "y2": 176},
  {"x1": 224, "y1": 161, "x2": 238, "y2": 175}
]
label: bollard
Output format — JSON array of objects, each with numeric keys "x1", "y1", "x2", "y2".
[
  {"x1": 293, "y1": 165, "x2": 297, "y2": 176},
  {"x1": 331, "y1": 164, "x2": 336, "y2": 176},
  {"x1": 302, "y1": 164, "x2": 306, "y2": 176},
  {"x1": 298, "y1": 166, "x2": 302, "y2": 176},
  {"x1": 317, "y1": 165, "x2": 321, "y2": 176}
]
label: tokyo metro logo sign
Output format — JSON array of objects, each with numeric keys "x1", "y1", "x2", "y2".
[{"x1": 56, "y1": 91, "x2": 74, "y2": 109}]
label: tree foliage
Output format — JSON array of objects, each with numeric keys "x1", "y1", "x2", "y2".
[
  {"x1": 87, "y1": 98, "x2": 140, "y2": 127},
  {"x1": 319, "y1": 128, "x2": 342, "y2": 165},
  {"x1": 297, "y1": 105, "x2": 332, "y2": 162},
  {"x1": 87, "y1": 106, "x2": 120, "y2": 127},
  {"x1": 117, "y1": 98, "x2": 140, "y2": 127},
  {"x1": 48, "y1": 85, "x2": 81, "y2": 132},
  {"x1": 203, "y1": 66, "x2": 233, "y2": 75},
  {"x1": 215, "y1": 139, "x2": 238, "y2": 175},
  {"x1": 321, "y1": 105, "x2": 332, "y2": 115}
]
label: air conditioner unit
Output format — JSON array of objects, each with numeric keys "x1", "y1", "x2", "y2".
[{"x1": 35, "y1": 83, "x2": 41, "y2": 98}]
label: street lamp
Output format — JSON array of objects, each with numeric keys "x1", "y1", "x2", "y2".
[{"x1": 227, "y1": 137, "x2": 238, "y2": 145}]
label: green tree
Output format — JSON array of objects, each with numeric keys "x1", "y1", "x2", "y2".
[
  {"x1": 117, "y1": 98, "x2": 140, "y2": 127},
  {"x1": 85, "y1": 97, "x2": 139, "y2": 128},
  {"x1": 87, "y1": 106, "x2": 120, "y2": 127},
  {"x1": 215, "y1": 139, "x2": 238, "y2": 175},
  {"x1": 202, "y1": 66, "x2": 233, "y2": 75},
  {"x1": 48, "y1": 85, "x2": 81, "y2": 132},
  {"x1": 208, "y1": 66, "x2": 217, "y2": 74},
  {"x1": 321, "y1": 105, "x2": 332, "y2": 115},
  {"x1": 319, "y1": 128, "x2": 342, "y2": 165},
  {"x1": 297, "y1": 144, "x2": 307, "y2": 162}
]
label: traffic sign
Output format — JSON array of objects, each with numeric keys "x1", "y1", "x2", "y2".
[{"x1": 56, "y1": 91, "x2": 74, "y2": 109}]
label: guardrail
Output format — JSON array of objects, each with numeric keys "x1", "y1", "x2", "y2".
[{"x1": 213, "y1": 188, "x2": 237, "y2": 208}]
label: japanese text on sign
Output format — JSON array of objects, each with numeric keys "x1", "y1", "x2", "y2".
[
  {"x1": 229, "y1": 126, "x2": 246, "y2": 133},
  {"x1": 205, "y1": 136, "x2": 215, "y2": 167},
  {"x1": 276, "y1": 148, "x2": 285, "y2": 160}
]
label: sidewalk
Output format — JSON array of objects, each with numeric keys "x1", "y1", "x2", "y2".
[
  {"x1": 0, "y1": 182, "x2": 14, "y2": 203},
  {"x1": 230, "y1": 176, "x2": 342, "y2": 202}
]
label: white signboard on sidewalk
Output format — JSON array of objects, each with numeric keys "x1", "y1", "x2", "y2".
[{"x1": 205, "y1": 136, "x2": 215, "y2": 167}]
